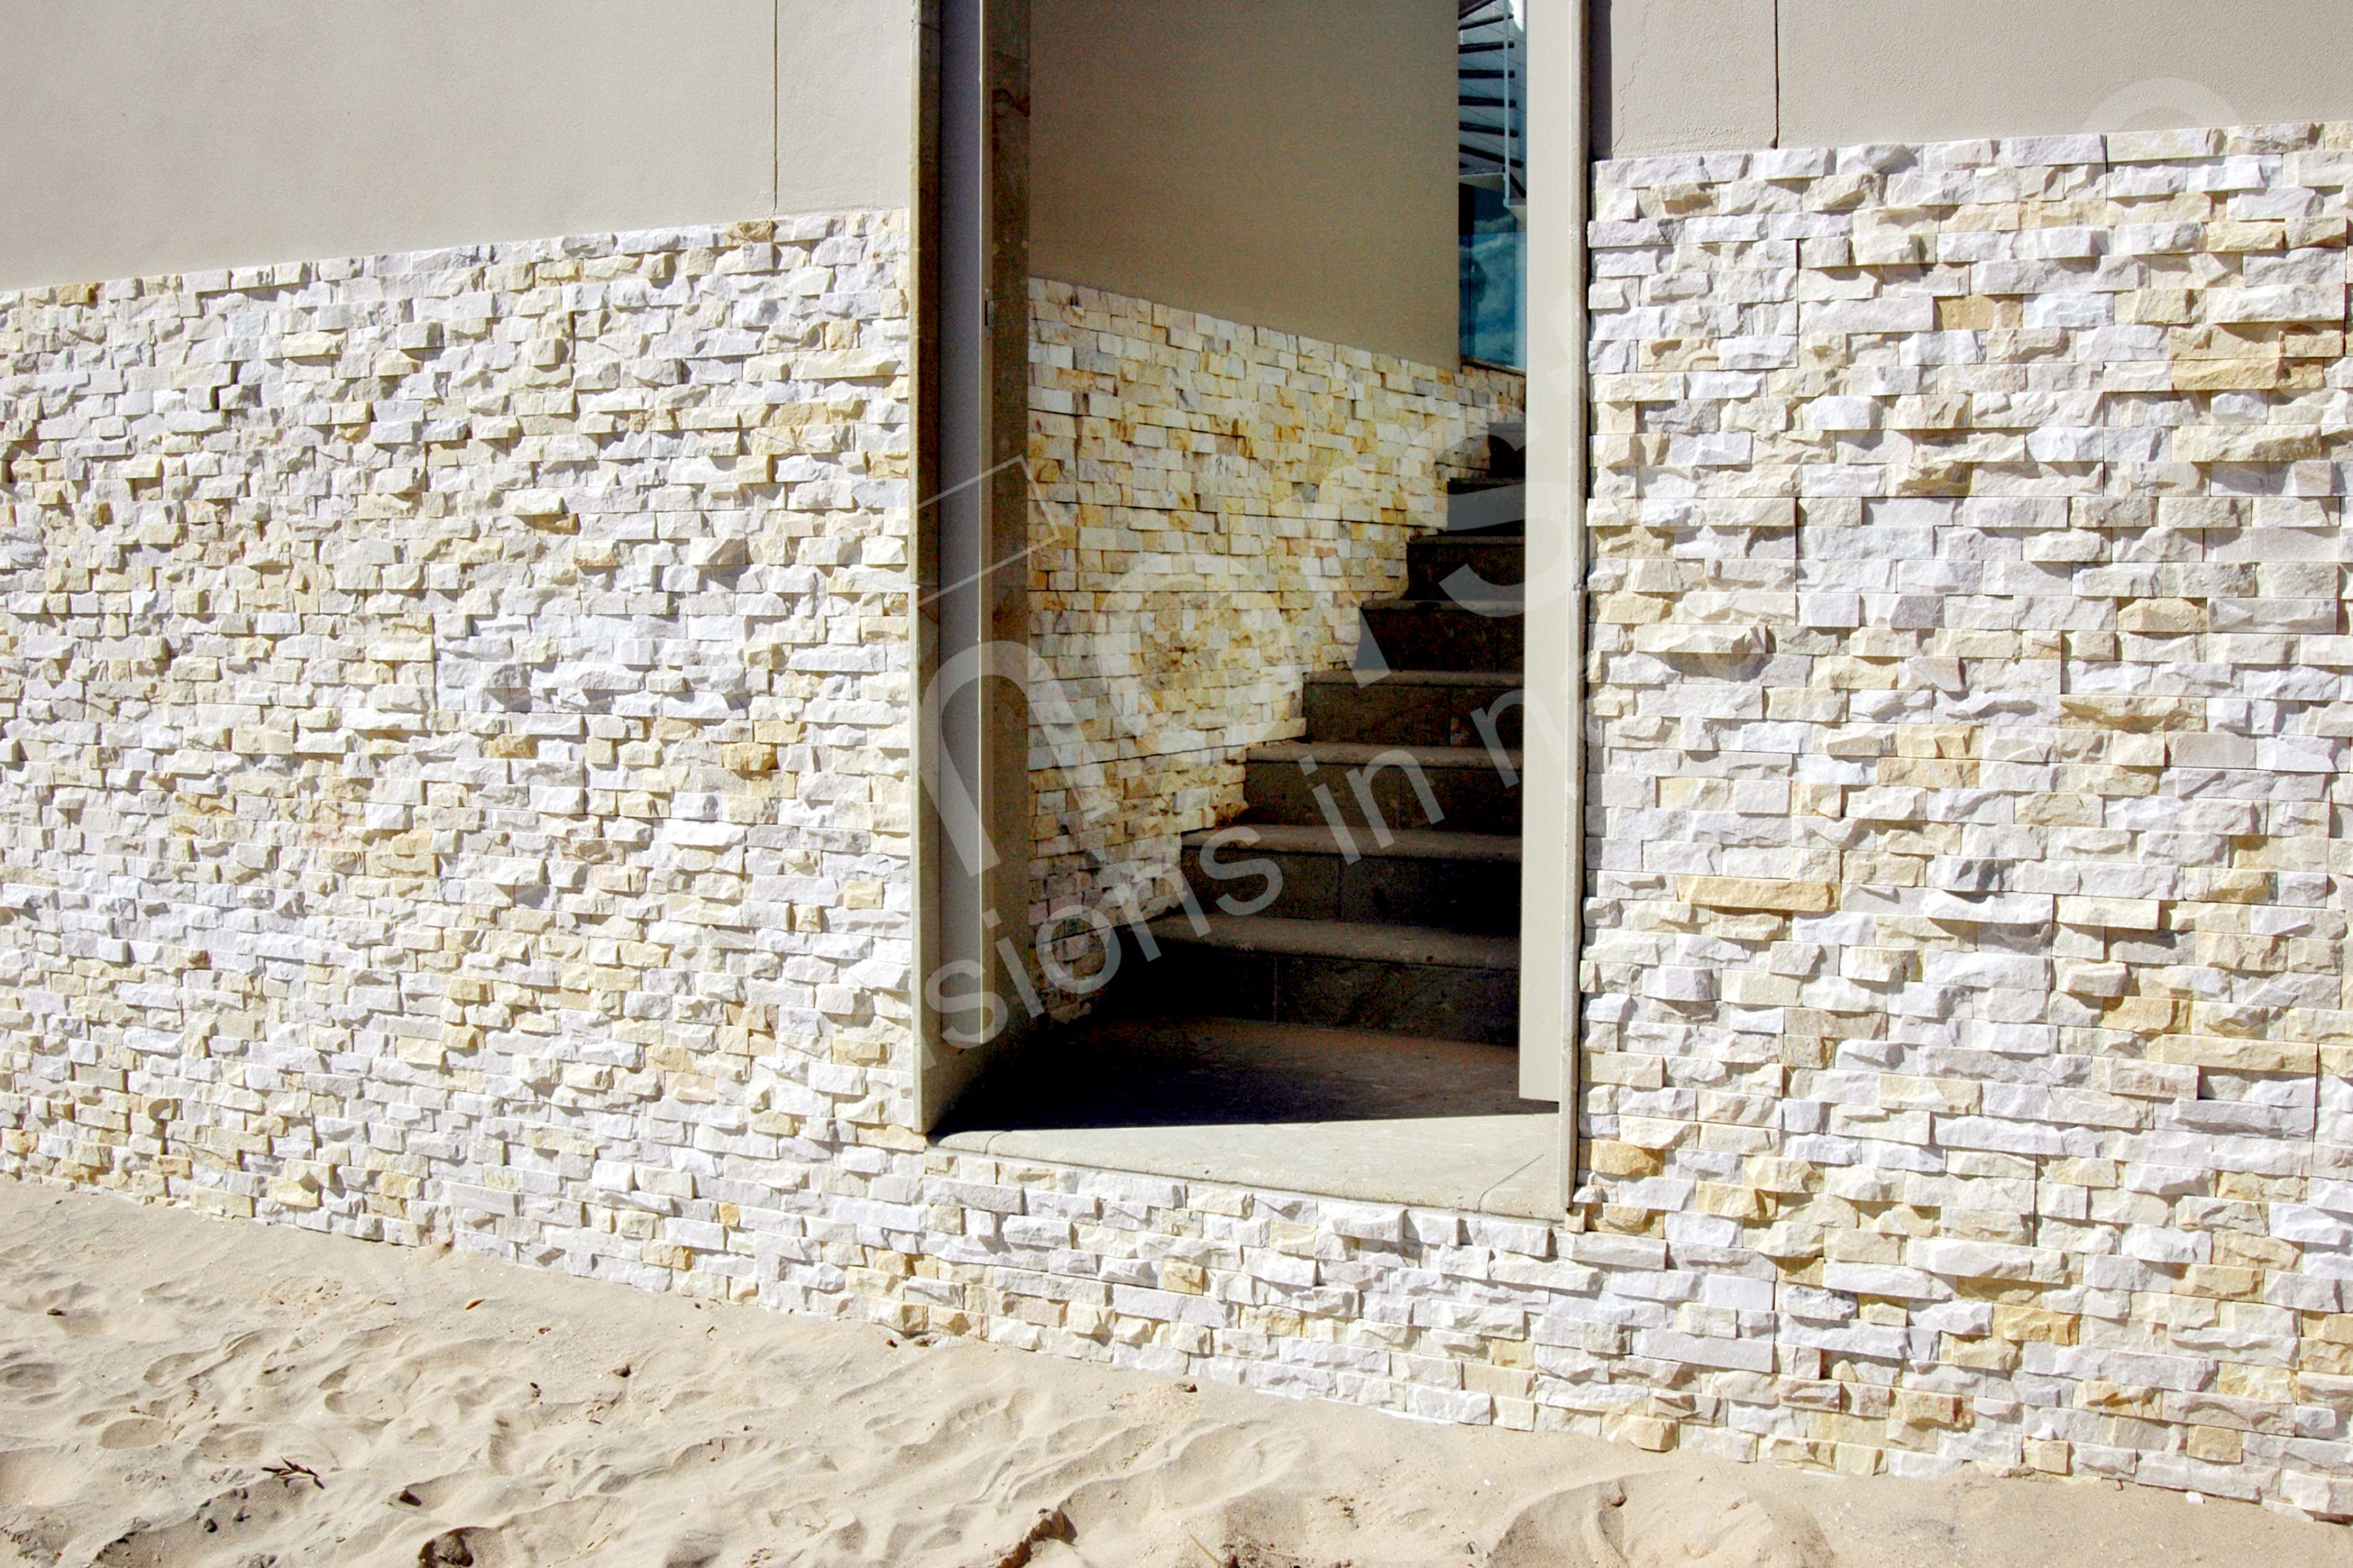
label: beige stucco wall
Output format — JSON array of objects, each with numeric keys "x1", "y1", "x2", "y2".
[
  {"x1": 0, "y1": 0, "x2": 915, "y2": 291},
  {"x1": 1588, "y1": 0, "x2": 1778, "y2": 162},
  {"x1": 1594, "y1": 0, "x2": 2353, "y2": 157},
  {"x1": 1031, "y1": 0, "x2": 1459, "y2": 368}
]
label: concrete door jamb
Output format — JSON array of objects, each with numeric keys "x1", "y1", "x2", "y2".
[{"x1": 1521, "y1": 0, "x2": 1589, "y2": 1215}]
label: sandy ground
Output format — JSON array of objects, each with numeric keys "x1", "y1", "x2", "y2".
[{"x1": 0, "y1": 1179, "x2": 2344, "y2": 1567}]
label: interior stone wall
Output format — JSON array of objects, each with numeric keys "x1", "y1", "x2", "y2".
[
  {"x1": 1582, "y1": 122, "x2": 2353, "y2": 1510},
  {"x1": 1025, "y1": 277, "x2": 1523, "y2": 968}
]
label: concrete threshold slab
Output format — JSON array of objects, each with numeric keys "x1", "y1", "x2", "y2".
[{"x1": 934, "y1": 1016, "x2": 1560, "y2": 1219}]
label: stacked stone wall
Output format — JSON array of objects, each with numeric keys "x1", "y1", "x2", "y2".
[
  {"x1": 1582, "y1": 122, "x2": 2353, "y2": 1509},
  {"x1": 1025, "y1": 278, "x2": 1521, "y2": 943},
  {"x1": 0, "y1": 216, "x2": 919, "y2": 1260},
  {"x1": 4, "y1": 124, "x2": 2353, "y2": 1523}
]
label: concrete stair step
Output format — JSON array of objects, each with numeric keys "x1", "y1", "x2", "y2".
[
  {"x1": 1303, "y1": 668, "x2": 1523, "y2": 747},
  {"x1": 1403, "y1": 534, "x2": 1526, "y2": 599},
  {"x1": 1147, "y1": 912, "x2": 1518, "y2": 967},
  {"x1": 1359, "y1": 599, "x2": 1524, "y2": 672},
  {"x1": 1084, "y1": 428, "x2": 1529, "y2": 1050},
  {"x1": 1243, "y1": 740, "x2": 1522, "y2": 834},
  {"x1": 1120, "y1": 914, "x2": 1520, "y2": 1046},
  {"x1": 1180, "y1": 823, "x2": 1521, "y2": 934},
  {"x1": 1444, "y1": 482, "x2": 1526, "y2": 535}
]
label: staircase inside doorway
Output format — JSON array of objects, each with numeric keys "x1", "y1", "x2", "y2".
[
  {"x1": 937, "y1": 429, "x2": 1555, "y2": 1216},
  {"x1": 1125, "y1": 443, "x2": 1526, "y2": 1047}
]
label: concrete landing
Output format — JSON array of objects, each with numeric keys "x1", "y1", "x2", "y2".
[{"x1": 934, "y1": 1016, "x2": 1560, "y2": 1218}]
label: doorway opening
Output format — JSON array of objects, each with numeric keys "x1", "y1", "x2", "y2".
[{"x1": 922, "y1": 0, "x2": 1553, "y2": 1215}]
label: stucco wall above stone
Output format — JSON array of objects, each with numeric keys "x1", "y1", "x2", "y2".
[{"x1": 0, "y1": 1, "x2": 918, "y2": 293}]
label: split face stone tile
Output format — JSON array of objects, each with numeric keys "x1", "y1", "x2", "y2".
[{"x1": 1586, "y1": 122, "x2": 2353, "y2": 1511}]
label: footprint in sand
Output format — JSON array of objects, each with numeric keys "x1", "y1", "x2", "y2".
[
  {"x1": 0, "y1": 1448, "x2": 83, "y2": 1509},
  {"x1": 95, "y1": 1415, "x2": 169, "y2": 1451},
  {"x1": 0, "y1": 1351, "x2": 59, "y2": 1398},
  {"x1": 1488, "y1": 1473, "x2": 1835, "y2": 1568},
  {"x1": 191, "y1": 1423, "x2": 269, "y2": 1464},
  {"x1": 417, "y1": 1525, "x2": 507, "y2": 1566},
  {"x1": 4, "y1": 1280, "x2": 179, "y2": 1343},
  {"x1": 90, "y1": 1481, "x2": 320, "y2": 1568}
]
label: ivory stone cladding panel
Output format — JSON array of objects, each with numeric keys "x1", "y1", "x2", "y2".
[
  {"x1": 1026, "y1": 278, "x2": 1523, "y2": 953},
  {"x1": 1584, "y1": 124, "x2": 2353, "y2": 1507},
  {"x1": 0, "y1": 215, "x2": 922, "y2": 1253}
]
